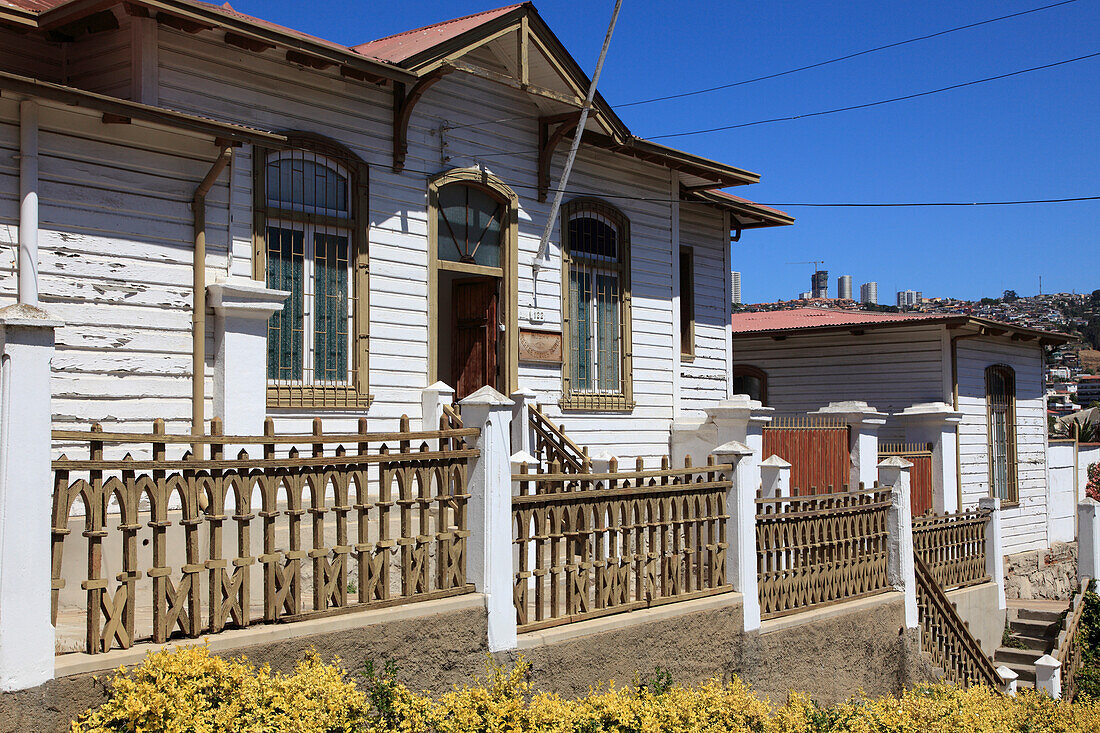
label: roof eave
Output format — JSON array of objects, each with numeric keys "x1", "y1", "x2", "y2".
[{"x1": 732, "y1": 315, "x2": 1073, "y2": 343}]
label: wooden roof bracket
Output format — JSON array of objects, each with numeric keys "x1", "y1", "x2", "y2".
[
  {"x1": 392, "y1": 69, "x2": 451, "y2": 173},
  {"x1": 537, "y1": 111, "x2": 582, "y2": 202}
]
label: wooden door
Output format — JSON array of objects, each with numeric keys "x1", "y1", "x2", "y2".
[{"x1": 451, "y1": 277, "x2": 499, "y2": 400}]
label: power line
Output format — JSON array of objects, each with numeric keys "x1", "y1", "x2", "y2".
[
  {"x1": 617, "y1": 0, "x2": 1082, "y2": 108},
  {"x1": 646, "y1": 50, "x2": 1100, "y2": 139}
]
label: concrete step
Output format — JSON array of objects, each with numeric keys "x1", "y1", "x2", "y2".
[
  {"x1": 1009, "y1": 619, "x2": 1059, "y2": 638},
  {"x1": 994, "y1": 647, "x2": 1044, "y2": 666},
  {"x1": 1013, "y1": 607, "x2": 1065, "y2": 624},
  {"x1": 1007, "y1": 634, "x2": 1054, "y2": 652}
]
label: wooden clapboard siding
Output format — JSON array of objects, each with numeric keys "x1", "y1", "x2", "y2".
[
  {"x1": 678, "y1": 205, "x2": 731, "y2": 414},
  {"x1": 956, "y1": 337, "x2": 1047, "y2": 554},
  {"x1": 63, "y1": 18, "x2": 133, "y2": 99}
]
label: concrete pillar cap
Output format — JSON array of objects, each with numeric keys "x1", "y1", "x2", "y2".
[
  {"x1": 895, "y1": 401, "x2": 963, "y2": 423},
  {"x1": 713, "y1": 440, "x2": 753, "y2": 457},
  {"x1": 425, "y1": 380, "x2": 455, "y2": 393},
  {"x1": 877, "y1": 456, "x2": 914, "y2": 470},
  {"x1": 510, "y1": 450, "x2": 537, "y2": 466},
  {"x1": 459, "y1": 385, "x2": 512, "y2": 407},
  {"x1": 207, "y1": 278, "x2": 289, "y2": 318},
  {"x1": 1035, "y1": 654, "x2": 1061, "y2": 669},
  {"x1": 996, "y1": 665, "x2": 1018, "y2": 681},
  {"x1": 760, "y1": 455, "x2": 792, "y2": 468},
  {"x1": 0, "y1": 302, "x2": 63, "y2": 328}
]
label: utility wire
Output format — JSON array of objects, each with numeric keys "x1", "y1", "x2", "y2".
[
  {"x1": 646, "y1": 50, "x2": 1100, "y2": 139},
  {"x1": 617, "y1": 0, "x2": 1082, "y2": 107}
]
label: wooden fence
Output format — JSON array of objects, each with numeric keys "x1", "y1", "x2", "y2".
[
  {"x1": 51, "y1": 416, "x2": 478, "y2": 655},
  {"x1": 755, "y1": 485, "x2": 891, "y2": 619},
  {"x1": 762, "y1": 416, "x2": 850, "y2": 495},
  {"x1": 512, "y1": 457, "x2": 733, "y2": 632},
  {"x1": 879, "y1": 442, "x2": 934, "y2": 515},
  {"x1": 912, "y1": 509, "x2": 990, "y2": 591},
  {"x1": 1057, "y1": 581, "x2": 1090, "y2": 701},
  {"x1": 914, "y1": 553, "x2": 1001, "y2": 688}
]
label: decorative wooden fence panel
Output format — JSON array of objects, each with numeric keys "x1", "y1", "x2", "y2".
[
  {"x1": 529, "y1": 404, "x2": 589, "y2": 474},
  {"x1": 51, "y1": 416, "x2": 478, "y2": 655},
  {"x1": 512, "y1": 457, "x2": 732, "y2": 632},
  {"x1": 879, "y1": 442, "x2": 934, "y2": 516},
  {"x1": 762, "y1": 417, "x2": 850, "y2": 495},
  {"x1": 914, "y1": 553, "x2": 1001, "y2": 688},
  {"x1": 1057, "y1": 581, "x2": 1090, "y2": 701},
  {"x1": 755, "y1": 485, "x2": 891, "y2": 619},
  {"x1": 912, "y1": 509, "x2": 990, "y2": 591}
]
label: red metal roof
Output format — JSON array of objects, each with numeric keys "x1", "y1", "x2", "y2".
[
  {"x1": 706, "y1": 189, "x2": 792, "y2": 221},
  {"x1": 731, "y1": 308, "x2": 956, "y2": 334},
  {"x1": 353, "y1": 3, "x2": 526, "y2": 63},
  {"x1": 0, "y1": 0, "x2": 68, "y2": 11}
]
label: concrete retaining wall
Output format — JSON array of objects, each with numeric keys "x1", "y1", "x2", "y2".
[{"x1": 947, "y1": 582, "x2": 1006, "y2": 656}]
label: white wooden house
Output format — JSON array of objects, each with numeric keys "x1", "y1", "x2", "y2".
[
  {"x1": 0, "y1": 0, "x2": 792, "y2": 462},
  {"x1": 729, "y1": 308, "x2": 1072, "y2": 555}
]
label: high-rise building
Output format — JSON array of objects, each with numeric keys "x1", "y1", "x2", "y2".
[
  {"x1": 731, "y1": 271, "x2": 742, "y2": 305},
  {"x1": 799, "y1": 291, "x2": 812, "y2": 300},
  {"x1": 837, "y1": 275, "x2": 853, "y2": 300},
  {"x1": 860, "y1": 281, "x2": 878, "y2": 305},
  {"x1": 811, "y1": 270, "x2": 828, "y2": 299},
  {"x1": 896, "y1": 289, "x2": 922, "y2": 309}
]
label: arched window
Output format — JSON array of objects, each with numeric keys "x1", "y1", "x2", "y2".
[
  {"x1": 732, "y1": 365, "x2": 768, "y2": 405},
  {"x1": 436, "y1": 183, "x2": 505, "y2": 267},
  {"x1": 561, "y1": 198, "x2": 632, "y2": 411},
  {"x1": 986, "y1": 364, "x2": 1018, "y2": 502},
  {"x1": 254, "y1": 137, "x2": 369, "y2": 408}
]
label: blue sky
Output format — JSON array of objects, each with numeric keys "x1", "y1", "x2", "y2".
[{"x1": 234, "y1": 0, "x2": 1099, "y2": 304}]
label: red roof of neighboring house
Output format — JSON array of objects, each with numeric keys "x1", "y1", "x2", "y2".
[{"x1": 353, "y1": 3, "x2": 525, "y2": 63}]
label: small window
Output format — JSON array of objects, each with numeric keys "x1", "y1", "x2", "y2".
[
  {"x1": 732, "y1": 364, "x2": 767, "y2": 405},
  {"x1": 679, "y1": 247, "x2": 694, "y2": 358},
  {"x1": 986, "y1": 364, "x2": 1018, "y2": 503},
  {"x1": 436, "y1": 183, "x2": 505, "y2": 267},
  {"x1": 254, "y1": 140, "x2": 369, "y2": 409},
  {"x1": 561, "y1": 198, "x2": 632, "y2": 411}
]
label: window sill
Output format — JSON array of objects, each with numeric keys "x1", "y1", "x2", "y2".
[
  {"x1": 680, "y1": 353, "x2": 695, "y2": 363},
  {"x1": 558, "y1": 394, "x2": 635, "y2": 413},
  {"x1": 267, "y1": 385, "x2": 374, "y2": 410}
]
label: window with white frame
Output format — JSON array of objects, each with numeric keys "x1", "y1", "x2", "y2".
[
  {"x1": 561, "y1": 198, "x2": 632, "y2": 411},
  {"x1": 255, "y1": 140, "x2": 369, "y2": 408}
]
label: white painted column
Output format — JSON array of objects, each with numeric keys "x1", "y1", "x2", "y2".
[
  {"x1": 705, "y1": 395, "x2": 772, "y2": 496},
  {"x1": 509, "y1": 387, "x2": 537, "y2": 455},
  {"x1": 0, "y1": 305, "x2": 63, "y2": 691},
  {"x1": 1035, "y1": 654, "x2": 1062, "y2": 699},
  {"x1": 422, "y1": 381, "x2": 456, "y2": 431},
  {"x1": 1078, "y1": 499, "x2": 1100, "y2": 583},
  {"x1": 879, "y1": 456, "x2": 918, "y2": 630},
  {"x1": 713, "y1": 440, "x2": 759, "y2": 632},
  {"x1": 980, "y1": 496, "x2": 1007, "y2": 610},
  {"x1": 207, "y1": 279, "x2": 288, "y2": 436},
  {"x1": 19, "y1": 101, "x2": 39, "y2": 306},
  {"x1": 759, "y1": 455, "x2": 791, "y2": 500},
  {"x1": 459, "y1": 386, "x2": 516, "y2": 652},
  {"x1": 896, "y1": 402, "x2": 963, "y2": 514},
  {"x1": 996, "y1": 665, "x2": 1019, "y2": 696},
  {"x1": 811, "y1": 401, "x2": 887, "y2": 490}
]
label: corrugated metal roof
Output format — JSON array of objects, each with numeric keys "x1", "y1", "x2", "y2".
[
  {"x1": 0, "y1": 0, "x2": 67, "y2": 11},
  {"x1": 731, "y1": 308, "x2": 948, "y2": 334},
  {"x1": 352, "y1": 3, "x2": 525, "y2": 63}
]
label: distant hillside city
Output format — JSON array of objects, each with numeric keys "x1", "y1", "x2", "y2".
[{"x1": 729, "y1": 269, "x2": 1100, "y2": 431}]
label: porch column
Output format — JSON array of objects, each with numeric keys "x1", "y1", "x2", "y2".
[
  {"x1": 705, "y1": 394, "x2": 773, "y2": 495},
  {"x1": 459, "y1": 386, "x2": 516, "y2": 652},
  {"x1": 207, "y1": 278, "x2": 288, "y2": 436},
  {"x1": 811, "y1": 401, "x2": 887, "y2": 490},
  {"x1": 0, "y1": 304, "x2": 63, "y2": 691},
  {"x1": 713, "y1": 440, "x2": 760, "y2": 632},
  {"x1": 896, "y1": 402, "x2": 963, "y2": 514},
  {"x1": 980, "y1": 496, "x2": 1007, "y2": 610},
  {"x1": 879, "y1": 456, "x2": 918, "y2": 630}
]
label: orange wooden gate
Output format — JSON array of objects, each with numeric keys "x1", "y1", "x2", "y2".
[
  {"x1": 762, "y1": 417, "x2": 850, "y2": 495},
  {"x1": 879, "y1": 442, "x2": 934, "y2": 515}
]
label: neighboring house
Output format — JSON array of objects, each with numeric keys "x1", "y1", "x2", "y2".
[
  {"x1": 729, "y1": 308, "x2": 1072, "y2": 555},
  {"x1": 0, "y1": 1, "x2": 792, "y2": 461}
]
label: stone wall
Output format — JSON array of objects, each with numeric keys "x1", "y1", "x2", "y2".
[{"x1": 1005, "y1": 541, "x2": 1079, "y2": 600}]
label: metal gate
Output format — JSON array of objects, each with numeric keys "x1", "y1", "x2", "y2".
[
  {"x1": 762, "y1": 416, "x2": 850, "y2": 495},
  {"x1": 879, "y1": 442, "x2": 934, "y2": 515}
]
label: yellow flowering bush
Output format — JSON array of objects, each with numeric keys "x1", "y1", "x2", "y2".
[{"x1": 73, "y1": 646, "x2": 1100, "y2": 733}]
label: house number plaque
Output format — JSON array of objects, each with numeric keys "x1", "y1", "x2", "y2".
[{"x1": 519, "y1": 329, "x2": 562, "y2": 363}]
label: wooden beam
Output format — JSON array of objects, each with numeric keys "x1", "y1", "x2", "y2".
[
  {"x1": 225, "y1": 31, "x2": 274, "y2": 53},
  {"x1": 518, "y1": 15, "x2": 530, "y2": 87},
  {"x1": 122, "y1": 3, "x2": 150, "y2": 18},
  {"x1": 447, "y1": 60, "x2": 584, "y2": 108},
  {"x1": 537, "y1": 111, "x2": 581, "y2": 202},
  {"x1": 101, "y1": 112, "x2": 131, "y2": 125},
  {"x1": 392, "y1": 69, "x2": 452, "y2": 172},
  {"x1": 156, "y1": 12, "x2": 212, "y2": 34},
  {"x1": 286, "y1": 50, "x2": 335, "y2": 70},
  {"x1": 45, "y1": 8, "x2": 119, "y2": 42},
  {"x1": 340, "y1": 66, "x2": 387, "y2": 85}
]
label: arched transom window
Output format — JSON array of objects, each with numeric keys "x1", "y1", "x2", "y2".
[
  {"x1": 436, "y1": 183, "x2": 505, "y2": 267},
  {"x1": 254, "y1": 139, "x2": 369, "y2": 408},
  {"x1": 561, "y1": 198, "x2": 633, "y2": 411}
]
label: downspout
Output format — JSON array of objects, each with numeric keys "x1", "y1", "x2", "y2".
[
  {"x1": 18, "y1": 100, "x2": 38, "y2": 306},
  {"x1": 192, "y1": 142, "x2": 233, "y2": 446},
  {"x1": 951, "y1": 328, "x2": 986, "y2": 511}
]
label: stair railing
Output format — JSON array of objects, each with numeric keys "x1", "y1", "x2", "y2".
[
  {"x1": 1056, "y1": 580, "x2": 1090, "y2": 701},
  {"x1": 914, "y1": 552, "x2": 1002, "y2": 688},
  {"x1": 528, "y1": 403, "x2": 589, "y2": 473}
]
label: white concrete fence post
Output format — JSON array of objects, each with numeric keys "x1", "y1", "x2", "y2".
[
  {"x1": 996, "y1": 665, "x2": 1019, "y2": 696},
  {"x1": 979, "y1": 496, "x2": 1007, "y2": 610},
  {"x1": 759, "y1": 455, "x2": 791, "y2": 500},
  {"x1": 896, "y1": 402, "x2": 963, "y2": 514},
  {"x1": 812, "y1": 401, "x2": 887, "y2": 490},
  {"x1": 1035, "y1": 654, "x2": 1062, "y2": 699},
  {"x1": 509, "y1": 387, "x2": 537, "y2": 456},
  {"x1": 207, "y1": 278, "x2": 288, "y2": 436},
  {"x1": 713, "y1": 440, "x2": 760, "y2": 633},
  {"x1": 459, "y1": 386, "x2": 517, "y2": 652},
  {"x1": 1078, "y1": 499, "x2": 1100, "y2": 583},
  {"x1": 0, "y1": 304, "x2": 63, "y2": 691},
  {"x1": 422, "y1": 381, "x2": 456, "y2": 432},
  {"x1": 879, "y1": 456, "x2": 918, "y2": 630}
]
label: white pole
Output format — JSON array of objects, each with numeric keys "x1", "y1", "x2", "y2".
[
  {"x1": 18, "y1": 100, "x2": 39, "y2": 306},
  {"x1": 533, "y1": 0, "x2": 624, "y2": 269}
]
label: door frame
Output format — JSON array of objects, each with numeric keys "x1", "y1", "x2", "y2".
[
  {"x1": 427, "y1": 167, "x2": 519, "y2": 395},
  {"x1": 450, "y1": 275, "x2": 501, "y2": 398}
]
